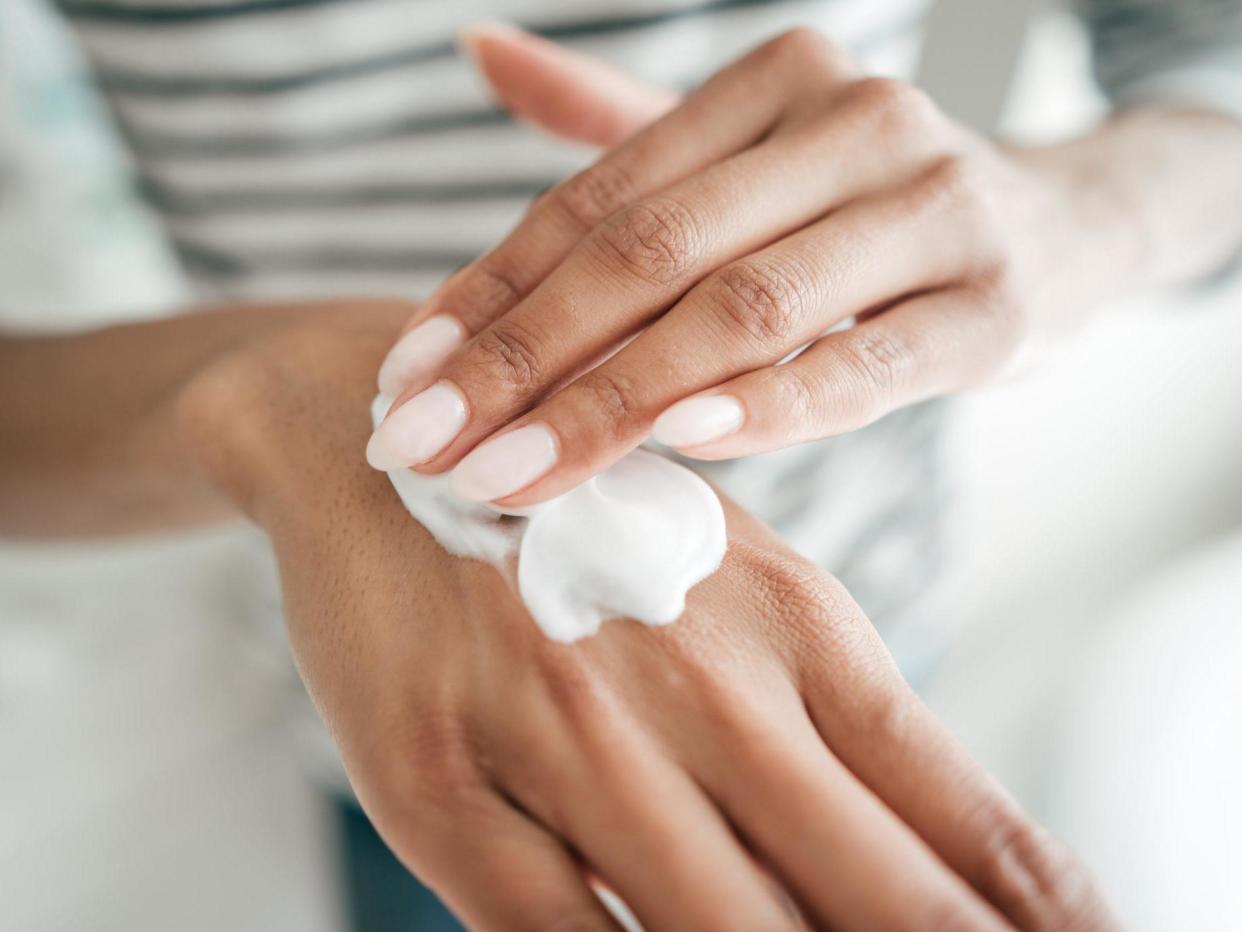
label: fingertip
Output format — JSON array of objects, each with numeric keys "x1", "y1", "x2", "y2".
[
  {"x1": 457, "y1": 20, "x2": 546, "y2": 86},
  {"x1": 456, "y1": 19, "x2": 527, "y2": 56}
]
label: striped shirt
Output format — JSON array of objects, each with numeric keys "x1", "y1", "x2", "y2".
[{"x1": 50, "y1": 0, "x2": 1242, "y2": 661}]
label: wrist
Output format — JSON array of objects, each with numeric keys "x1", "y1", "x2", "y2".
[
  {"x1": 1014, "y1": 106, "x2": 1242, "y2": 303},
  {"x1": 173, "y1": 300, "x2": 411, "y2": 529},
  {"x1": 1007, "y1": 133, "x2": 1151, "y2": 319}
]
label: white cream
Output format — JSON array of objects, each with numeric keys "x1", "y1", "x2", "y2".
[{"x1": 371, "y1": 394, "x2": 726, "y2": 642}]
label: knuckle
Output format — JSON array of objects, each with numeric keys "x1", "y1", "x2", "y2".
[
  {"x1": 467, "y1": 256, "x2": 527, "y2": 312},
  {"x1": 709, "y1": 256, "x2": 807, "y2": 347},
  {"x1": 926, "y1": 153, "x2": 979, "y2": 199},
  {"x1": 470, "y1": 320, "x2": 545, "y2": 392},
  {"x1": 760, "y1": 551, "x2": 832, "y2": 618},
  {"x1": 835, "y1": 327, "x2": 915, "y2": 414},
  {"x1": 853, "y1": 676, "x2": 921, "y2": 749},
  {"x1": 367, "y1": 712, "x2": 484, "y2": 831},
  {"x1": 918, "y1": 156, "x2": 1019, "y2": 280},
  {"x1": 771, "y1": 365, "x2": 826, "y2": 429},
  {"x1": 843, "y1": 76, "x2": 940, "y2": 139},
  {"x1": 773, "y1": 559, "x2": 887, "y2": 670},
  {"x1": 739, "y1": 544, "x2": 850, "y2": 635},
  {"x1": 797, "y1": 586, "x2": 877, "y2": 663},
  {"x1": 533, "y1": 648, "x2": 615, "y2": 735},
  {"x1": 729, "y1": 547, "x2": 907, "y2": 734},
  {"x1": 438, "y1": 256, "x2": 527, "y2": 331},
  {"x1": 554, "y1": 161, "x2": 638, "y2": 231},
  {"x1": 592, "y1": 196, "x2": 702, "y2": 285},
  {"x1": 976, "y1": 815, "x2": 1105, "y2": 930},
  {"x1": 921, "y1": 154, "x2": 993, "y2": 223},
  {"x1": 574, "y1": 369, "x2": 646, "y2": 439},
  {"x1": 727, "y1": 541, "x2": 884, "y2": 675},
  {"x1": 765, "y1": 26, "x2": 839, "y2": 70}
]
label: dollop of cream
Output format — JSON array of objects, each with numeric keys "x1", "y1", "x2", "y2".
[{"x1": 371, "y1": 394, "x2": 726, "y2": 642}]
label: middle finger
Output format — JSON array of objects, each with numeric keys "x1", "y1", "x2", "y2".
[
  {"x1": 367, "y1": 84, "x2": 945, "y2": 475},
  {"x1": 447, "y1": 159, "x2": 976, "y2": 504}
]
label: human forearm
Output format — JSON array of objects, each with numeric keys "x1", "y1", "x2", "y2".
[
  {"x1": 203, "y1": 301, "x2": 1109, "y2": 930},
  {"x1": 0, "y1": 299, "x2": 404, "y2": 538},
  {"x1": 0, "y1": 293, "x2": 1110, "y2": 928}
]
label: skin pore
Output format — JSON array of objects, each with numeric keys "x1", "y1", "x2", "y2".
[
  {"x1": 369, "y1": 26, "x2": 1242, "y2": 509},
  {"x1": 0, "y1": 302, "x2": 1113, "y2": 929}
]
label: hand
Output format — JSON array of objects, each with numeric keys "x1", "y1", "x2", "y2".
[
  {"x1": 181, "y1": 304, "x2": 1113, "y2": 930},
  {"x1": 366, "y1": 24, "x2": 1141, "y2": 505}
]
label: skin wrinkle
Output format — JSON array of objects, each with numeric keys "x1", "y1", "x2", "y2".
[
  {"x1": 370, "y1": 27, "x2": 1238, "y2": 515},
  {"x1": 1, "y1": 295, "x2": 1119, "y2": 928},
  {"x1": 33, "y1": 14, "x2": 1242, "y2": 925}
]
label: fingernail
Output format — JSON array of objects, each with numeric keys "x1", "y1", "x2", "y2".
[
  {"x1": 450, "y1": 423, "x2": 558, "y2": 501},
  {"x1": 652, "y1": 395, "x2": 744, "y2": 448},
  {"x1": 377, "y1": 315, "x2": 467, "y2": 396},
  {"x1": 366, "y1": 381, "x2": 467, "y2": 470}
]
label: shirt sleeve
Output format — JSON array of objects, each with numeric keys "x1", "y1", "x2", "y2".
[{"x1": 1078, "y1": 0, "x2": 1242, "y2": 121}]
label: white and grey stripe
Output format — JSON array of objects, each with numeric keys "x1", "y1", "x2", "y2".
[
  {"x1": 50, "y1": 0, "x2": 1242, "y2": 650},
  {"x1": 62, "y1": 0, "x2": 927, "y2": 292}
]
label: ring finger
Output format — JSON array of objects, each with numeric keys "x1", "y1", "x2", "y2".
[
  {"x1": 442, "y1": 158, "x2": 980, "y2": 504},
  {"x1": 685, "y1": 679, "x2": 1008, "y2": 931},
  {"x1": 376, "y1": 30, "x2": 858, "y2": 396}
]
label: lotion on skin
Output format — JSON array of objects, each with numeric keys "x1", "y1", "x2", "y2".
[{"x1": 371, "y1": 394, "x2": 727, "y2": 642}]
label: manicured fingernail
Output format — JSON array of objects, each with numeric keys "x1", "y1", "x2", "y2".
[
  {"x1": 377, "y1": 315, "x2": 467, "y2": 396},
  {"x1": 652, "y1": 395, "x2": 744, "y2": 448},
  {"x1": 450, "y1": 423, "x2": 558, "y2": 502},
  {"x1": 366, "y1": 381, "x2": 467, "y2": 470}
]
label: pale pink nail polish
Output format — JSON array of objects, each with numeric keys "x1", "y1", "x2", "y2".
[
  {"x1": 652, "y1": 395, "x2": 744, "y2": 448},
  {"x1": 450, "y1": 424, "x2": 558, "y2": 501},
  {"x1": 376, "y1": 315, "x2": 467, "y2": 396},
  {"x1": 366, "y1": 381, "x2": 467, "y2": 470}
]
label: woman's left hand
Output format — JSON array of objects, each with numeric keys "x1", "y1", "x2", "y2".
[{"x1": 368, "y1": 24, "x2": 1138, "y2": 504}]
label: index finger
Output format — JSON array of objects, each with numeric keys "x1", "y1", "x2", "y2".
[
  {"x1": 438, "y1": 161, "x2": 972, "y2": 505},
  {"x1": 375, "y1": 29, "x2": 854, "y2": 396}
]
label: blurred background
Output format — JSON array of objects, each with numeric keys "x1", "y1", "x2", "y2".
[{"x1": 2, "y1": 0, "x2": 1240, "y2": 929}]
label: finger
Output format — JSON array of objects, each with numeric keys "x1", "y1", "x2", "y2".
[
  {"x1": 655, "y1": 280, "x2": 1020, "y2": 459},
  {"x1": 654, "y1": 547, "x2": 1004, "y2": 929},
  {"x1": 494, "y1": 685, "x2": 798, "y2": 931},
  {"x1": 684, "y1": 673, "x2": 1007, "y2": 930},
  {"x1": 438, "y1": 160, "x2": 976, "y2": 503},
  {"x1": 793, "y1": 596, "x2": 1116, "y2": 929},
  {"x1": 460, "y1": 21, "x2": 679, "y2": 146},
  {"x1": 376, "y1": 783, "x2": 623, "y2": 932},
  {"x1": 398, "y1": 78, "x2": 947, "y2": 455},
  {"x1": 377, "y1": 29, "x2": 855, "y2": 395}
]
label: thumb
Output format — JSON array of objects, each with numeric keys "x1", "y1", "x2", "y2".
[{"x1": 458, "y1": 22, "x2": 681, "y2": 147}]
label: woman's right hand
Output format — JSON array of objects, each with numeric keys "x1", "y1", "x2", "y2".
[{"x1": 181, "y1": 302, "x2": 1112, "y2": 931}]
